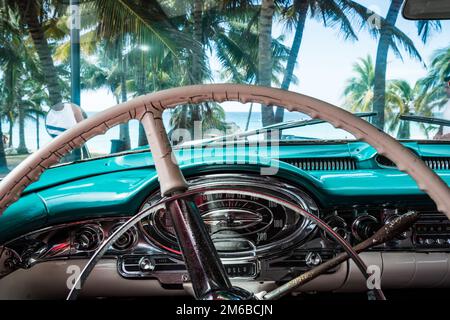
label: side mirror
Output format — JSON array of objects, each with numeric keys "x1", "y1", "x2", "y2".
[
  {"x1": 45, "y1": 103, "x2": 90, "y2": 161},
  {"x1": 403, "y1": 0, "x2": 450, "y2": 20}
]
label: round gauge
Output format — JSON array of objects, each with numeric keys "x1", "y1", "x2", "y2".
[
  {"x1": 139, "y1": 175, "x2": 318, "y2": 259},
  {"x1": 73, "y1": 224, "x2": 104, "y2": 252},
  {"x1": 110, "y1": 224, "x2": 138, "y2": 251}
]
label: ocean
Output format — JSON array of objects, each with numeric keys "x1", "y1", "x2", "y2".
[{"x1": 2, "y1": 110, "x2": 431, "y2": 155}]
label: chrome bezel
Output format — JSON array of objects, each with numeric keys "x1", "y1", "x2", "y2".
[
  {"x1": 72, "y1": 224, "x2": 105, "y2": 252},
  {"x1": 109, "y1": 224, "x2": 139, "y2": 252},
  {"x1": 351, "y1": 215, "x2": 379, "y2": 242},
  {"x1": 139, "y1": 174, "x2": 319, "y2": 260}
]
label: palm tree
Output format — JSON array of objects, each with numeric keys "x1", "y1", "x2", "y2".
[
  {"x1": 130, "y1": 46, "x2": 151, "y2": 147},
  {"x1": 117, "y1": 39, "x2": 131, "y2": 151},
  {"x1": 275, "y1": 0, "x2": 367, "y2": 123},
  {"x1": 344, "y1": 56, "x2": 443, "y2": 139},
  {"x1": 8, "y1": 0, "x2": 66, "y2": 106},
  {"x1": 0, "y1": 6, "x2": 45, "y2": 155},
  {"x1": 0, "y1": 23, "x2": 25, "y2": 154},
  {"x1": 169, "y1": 102, "x2": 226, "y2": 134},
  {"x1": 16, "y1": 106, "x2": 29, "y2": 154},
  {"x1": 126, "y1": 42, "x2": 182, "y2": 146},
  {"x1": 417, "y1": 45, "x2": 450, "y2": 110},
  {"x1": 217, "y1": 18, "x2": 292, "y2": 86},
  {"x1": 385, "y1": 79, "x2": 436, "y2": 139},
  {"x1": 32, "y1": 109, "x2": 45, "y2": 149},
  {"x1": 0, "y1": 81, "x2": 9, "y2": 173},
  {"x1": 0, "y1": 6, "x2": 20, "y2": 150},
  {"x1": 373, "y1": 0, "x2": 404, "y2": 129},
  {"x1": 167, "y1": 2, "x2": 266, "y2": 136},
  {"x1": 191, "y1": 0, "x2": 204, "y2": 85},
  {"x1": 14, "y1": 76, "x2": 47, "y2": 154},
  {"x1": 22, "y1": 77, "x2": 48, "y2": 149},
  {"x1": 3, "y1": 109, "x2": 16, "y2": 149},
  {"x1": 89, "y1": 0, "x2": 199, "y2": 147},
  {"x1": 258, "y1": 0, "x2": 276, "y2": 127},
  {"x1": 168, "y1": 1, "x2": 249, "y2": 133},
  {"x1": 0, "y1": 60, "x2": 19, "y2": 151},
  {"x1": 216, "y1": 18, "x2": 292, "y2": 129},
  {"x1": 343, "y1": 55, "x2": 375, "y2": 113},
  {"x1": 370, "y1": 0, "x2": 441, "y2": 129}
]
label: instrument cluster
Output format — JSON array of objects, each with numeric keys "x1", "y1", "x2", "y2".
[
  {"x1": 0, "y1": 175, "x2": 321, "y2": 282},
  {"x1": 139, "y1": 175, "x2": 319, "y2": 259},
  {"x1": 0, "y1": 218, "x2": 145, "y2": 278}
]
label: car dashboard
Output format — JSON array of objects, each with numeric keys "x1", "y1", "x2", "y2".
[{"x1": 0, "y1": 141, "x2": 450, "y2": 299}]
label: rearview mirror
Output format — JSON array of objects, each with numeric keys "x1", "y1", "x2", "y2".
[{"x1": 403, "y1": 0, "x2": 450, "y2": 20}]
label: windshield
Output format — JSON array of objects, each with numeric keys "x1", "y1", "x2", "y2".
[{"x1": 0, "y1": 0, "x2": 449, "y2": 174}]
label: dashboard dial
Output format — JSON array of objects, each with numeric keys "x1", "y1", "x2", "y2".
[
  {"x1": 73, "y1": 224, "x2": 104, "y2": 251},
  {"x1": 110, "y1": 224, "x2": 138, "y2": 251},
  {"x1": 139, "y1": 175, "x2": 318, "y2": 259}
]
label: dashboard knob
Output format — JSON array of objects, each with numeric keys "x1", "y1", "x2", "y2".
[
  {"x1": 73, "y1": 225, "x2": 103, "y2": 251},
  {"x1": 305, "y1": 252, "x2": 322, "y2": 267},
  {"x1": 322, "y1": 215, "x2": 349, "y2": 242},
  {"x1": 110, "y1": 224, "x2": 138, "y2": 251},
  {"x1": 139, "y1": 257, "x2": 155, "y2": 272},
  {"x1": 352, "y1": 215, "x2": 379, "y2": 242}
]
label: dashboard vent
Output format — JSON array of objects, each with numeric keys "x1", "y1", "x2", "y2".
[
  {"x1": 283, "y1": 158, "x2": 357, "y2": 171},
  {"x1": 376, "y1": 155, "x2": 450, "y2": 170},
  {"x1": 375, "y1": 155, "x2": 396, "y2": 168},
  {"x1": 422, "y1": 157, "x2": 450, "y2": 170}
]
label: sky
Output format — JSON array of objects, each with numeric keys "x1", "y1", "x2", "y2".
[{"x1": 80, "y1": 0, "x2": 450, "y2": 113}]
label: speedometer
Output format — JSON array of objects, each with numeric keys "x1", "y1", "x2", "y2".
[{"x1": 139, "y1": 175, "x2": 318, "y2": 259}]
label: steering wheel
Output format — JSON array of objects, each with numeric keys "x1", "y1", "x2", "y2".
[{"x1": 0, "y1": 84, "x2": 449, "y2": 300}]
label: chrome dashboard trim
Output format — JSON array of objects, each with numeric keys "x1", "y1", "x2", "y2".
[{"x1": 138, "y1": 174, "x2": 320, "y2": 260}]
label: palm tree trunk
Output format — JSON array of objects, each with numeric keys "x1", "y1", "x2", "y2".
[
  {"x1": 118, "y1": 51, "x2": 130, "y2": 151},
  {"x1": 275, "y1": 2, "x2": 308, "y2": 123},
  {"x1": 398, "y1": 121, "x2": 410, "y2": 139},
  {"x1": 137, "y1": 54, "x2": 148, "y2": 147},
  {"x1": 373, "y1": 0, "x2": 403, "y2": 130},
  {"x1": 18, "y1": 1, "x2": 62, "y2": 106},
  {"x1": 245, "y1": 103, "x2": 253, "y2": 131},
  {"x1": 7, "y1": 115, "x2": 13, "y2": 148},
  {"x1": 192, "y1": 0, "x2": 203, "y2": 84},
  {"x1": 17, "y1": 107, "x2": 28, "y2": 154},
  {"x1": 258, "y1": 0, "x2": 275, "y2": 127},
  {"x1": 191, "y1": 0, "x2": 203, "y2": 123},
  {"x1": 0, "y1": 120, "x2": 8, "y2": 174},
  {"x1": 119, "y1": 94, "x2": 131, "y2": 151},
  {"x1": 36, "y1": 112, "x2": 40, "y2": 149}
]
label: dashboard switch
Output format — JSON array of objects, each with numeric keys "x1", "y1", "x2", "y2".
[
  {"x1": 351, "y1": 215, "x2": 379, "y2": 242},
  {"x1": 305, "y1": 252, "x2": 322, "y2": 267},
  {"x1": 139, "y1": 257, "x2": 155, "y2": 272}
]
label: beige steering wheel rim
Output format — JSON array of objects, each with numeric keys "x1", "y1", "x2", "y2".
[{"x1": 0, "y1": 84, "x2": 449, "y2": 218}]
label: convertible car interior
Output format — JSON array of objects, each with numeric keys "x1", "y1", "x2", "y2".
[
  {"x1": 0, "y1": 0, "x2": 449, "y2": 302},
  {"x1": 0, "y1": 85, "x2": 449, "y2": 301}
]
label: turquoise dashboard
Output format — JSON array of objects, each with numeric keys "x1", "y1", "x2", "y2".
[{"x1": 1, "y1": 140, "x2": 449, "y2": 244}]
